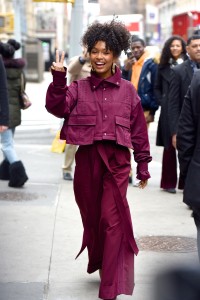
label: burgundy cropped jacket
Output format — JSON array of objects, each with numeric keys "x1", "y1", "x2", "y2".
[{"x1": 46, "y1": 67, "x2": 152, "y2": 179}]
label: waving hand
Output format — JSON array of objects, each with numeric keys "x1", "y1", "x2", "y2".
[{"x1": 52, "y1": 49, "x2": 65, "y2": 72}]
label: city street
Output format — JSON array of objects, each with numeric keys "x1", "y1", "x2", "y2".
[{"x1": 0, "y1": 73, "x2": 199, "y2": 300}]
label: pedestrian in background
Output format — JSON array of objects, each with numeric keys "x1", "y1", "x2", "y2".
[
  {"x1": 46, "y1": 20, "x2": 152, "y2": 300},
  {"x1": 121, "y1": 37, "x2": 159, "y2": 186},
  {"x1": 0, "y1": 55, "x2": 9, "y2": 133},
  {"x1": 0, "y1": 39, "x2": 28, "y2": 187},
  {"x1": 62, "y1": 47, "x2": 91, "y2": 180},
  {"x1": 122, "y1": 37, "x2": 159, "y2": 127},
  {"x1": 177, "y1": 70, "x2": 200, "y2": 260},
  {"x1": 168, "y1": 35, "x2": 200, "y2": 155},
  {"x1": 154, "y1": 35, "x2": 187, "y2": 194}
]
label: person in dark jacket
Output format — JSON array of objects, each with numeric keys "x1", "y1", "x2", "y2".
[
  {"x1": 154, "y1": 35, "x2": 187, "y2": 194},
  {"x1": 168, "y1": 35, "x2": 200, "y2": 151},
  {"x1": 46, "y1": 20, "x2": 152, "y2": 300},
  {"x1": 177, "y1": 70, "x2": 200, "y2": 260},
  {"x1": 0, "y1": 39, "x2": 28, "y2": 187},
  {"x1": 0, "y1": 55, "x2": 9, "y2": 132}
]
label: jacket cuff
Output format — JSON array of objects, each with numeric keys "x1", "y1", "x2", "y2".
[
  {"x1": 51, "y1": 68, "x2": 67, "y2": 86},
  {"x1": 136, "y1": 162, "x2": 151, "y2": 180}
]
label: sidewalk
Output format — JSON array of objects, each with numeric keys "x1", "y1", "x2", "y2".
[{"x1": 0, "y1": 74, "x2": 199, "y2": 300}]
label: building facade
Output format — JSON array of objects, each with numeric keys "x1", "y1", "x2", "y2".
[{"x1": 1, "y1": 0, "x2": 200, "y2": 64}]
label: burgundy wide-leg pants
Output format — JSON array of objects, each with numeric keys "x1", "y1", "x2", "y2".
[
  {"x1": 160, "y1": 143, "x2": 184, "y2": 190},
  {"x1": 161, "y1": 144, "x2": 177, "y2": 189},
  {"x1": 73, "y1": 142, "x2": 138, "y2": 299}
]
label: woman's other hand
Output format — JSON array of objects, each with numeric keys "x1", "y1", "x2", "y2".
[{"x1": 52, "y1": 49, "x2": 65, "y2": 72}]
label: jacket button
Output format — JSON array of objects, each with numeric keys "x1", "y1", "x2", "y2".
[
  {"x1": 104, "y1": 132, "x2": 107, "y2": 136},
  {"x1": 104, "y1": 98, "x2": 107, "y2": 100}
]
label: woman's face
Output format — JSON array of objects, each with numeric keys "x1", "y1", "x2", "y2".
[
  {"x1": 170, "y1": 39, "x2": 183, "y2": 59},
  {"x1": 90, "y1": 41, "x2": 116, "y2": 79}
]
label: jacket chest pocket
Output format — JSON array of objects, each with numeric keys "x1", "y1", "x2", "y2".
[
  {"x1": 66, "y1": 115, "x2": 96, "y2": 145},
  {"x1": 76, "y1": 101, "x2": 97, "y2": 114},
  {"x1": 115, "y1": 102, "x2": 131, "y2": 119},
  {"x1": 115, "y1": 116, "x2": 132, "y2": 148}
]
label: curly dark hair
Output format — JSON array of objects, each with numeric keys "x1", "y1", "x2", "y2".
[
  {"x1": 159, "y1": 35, "x2": 187, "y2": 66},
  {"x1": 81, "y1": 20, "x2": 131, "y2": 57}
]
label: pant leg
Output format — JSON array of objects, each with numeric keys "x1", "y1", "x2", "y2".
[
  {"x1": 74, "y1": 143, "x2": 136, "y2": 299},
  {"x1": 74, "y1": 144, "x2": 105, "y2": 269},
  {"x1": 192, "y1": 207, "x2": 200, "y2": 261},
  {"x1": 99, "y1": 171, "x2": 134, "y2": 299},
  {"x1": 1, "y1": 129, "x2": 18, "y2": 163},
  {"x1": 62, "y1": 144, "x2": 77, "y2": 173},
  {"x1": 161, "y1": 144, "x2": 177, "y2": 189}
]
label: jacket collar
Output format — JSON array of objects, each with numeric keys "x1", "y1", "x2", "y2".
[{"x1": 89, "y1": 66, "x2": 121, "y2": 90}]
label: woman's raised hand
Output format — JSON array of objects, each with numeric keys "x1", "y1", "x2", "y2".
[{"x1": 52, "y1": 49, "x2": 65, "y2": 72}]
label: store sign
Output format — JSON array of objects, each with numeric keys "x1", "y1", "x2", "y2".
[
  {"x1": 146, "y1": 4, "x2": 158, "y2": 24},
  {"x1": 0, "y1": 13, "x2": 14, "y2": 33}
]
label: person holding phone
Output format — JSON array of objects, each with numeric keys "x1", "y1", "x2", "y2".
[{"x1": 122, "y1": 37, "x2": 159, "y2": 126}]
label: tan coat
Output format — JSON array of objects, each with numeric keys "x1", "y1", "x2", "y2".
[{"x1": 67, "y1": 56, "x2": 91, "y2": 84}]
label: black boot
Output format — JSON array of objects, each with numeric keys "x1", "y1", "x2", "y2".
[
  {"x1": 9, "y1": 161, "x2": 28, "y2": 188},
  {"x1": 0, "y1": 159, "x2": 10, "y2": 180}
]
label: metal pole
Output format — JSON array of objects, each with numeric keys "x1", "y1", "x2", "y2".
[
  {"x1": 68, "y1": 0, "x2": 84, "y2": 59},
  {"x1": 13, "y1": 0, "x2": 22, "y2": 58},
  {"x1": 187, "y1": 12, "x2": 194, "y2": 38}
]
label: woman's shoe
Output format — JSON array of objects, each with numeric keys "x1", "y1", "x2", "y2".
[{"x1": 163, "y1": 188, "x2": 176, "y2": 194}]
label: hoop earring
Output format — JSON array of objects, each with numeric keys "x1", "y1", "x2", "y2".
[{"x1": 112, "y1": 63, "x2": 116, "y2": 74}]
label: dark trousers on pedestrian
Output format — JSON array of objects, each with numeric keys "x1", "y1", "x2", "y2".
[
  {"x1": 192, "y1": 207, "x2": 200, "y2": 261},
  {"x1": 161, "y1": 144, "x2": 177, "y2": 189},
  {"x1": 73, "y1": 142, "x2": 138, "y2": 299}
]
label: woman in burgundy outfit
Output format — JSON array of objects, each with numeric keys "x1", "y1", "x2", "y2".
[{"x1": 46, "y1": 20, "x2": 152, "y2": 300}]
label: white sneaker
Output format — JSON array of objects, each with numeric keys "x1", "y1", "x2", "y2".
[{"x1": 132, "y1": 178, "x2": 140, "y2": 187}]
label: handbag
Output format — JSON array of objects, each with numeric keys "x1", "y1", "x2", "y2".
[
  {"x1": 19, "y1": 73, "x2": 32, "y2": 109},
  {"x1": 51, "y1": 131, "x2": 66, "y2": 153}
]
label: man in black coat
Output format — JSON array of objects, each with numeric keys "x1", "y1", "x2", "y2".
[
  {"x1": 0, "y1": 55, "x2": 9, "y2": 132},
  {"x1": 177, "y1": 70, "x2": 200, "y2": 261},
  {"x1": 168, "y1": 35, "x2": 200, "y2": 150}
]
